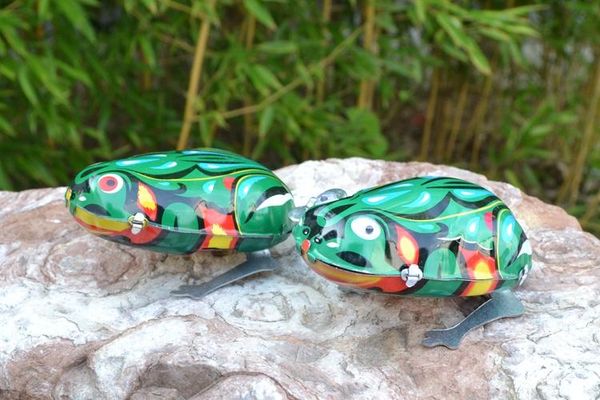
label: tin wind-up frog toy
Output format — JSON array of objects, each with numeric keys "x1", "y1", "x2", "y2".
[
  {"x1": 65, "y1": 148, "x2": 296, "y2": 297},
  {"x1": 293, "y1": 176, "x2": 532, "y2": 349}
]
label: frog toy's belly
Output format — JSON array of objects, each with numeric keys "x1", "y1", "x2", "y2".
[{"x1": 295, "y1": 176, "x2": 533, "y2": 297}]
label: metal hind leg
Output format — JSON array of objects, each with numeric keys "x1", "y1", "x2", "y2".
[
  {"x1": 422, "y1": 290, "x2": 524, "y2": 349},
  {"x1": 171, "y1": 250, "x2": 279, "y2": 299}
]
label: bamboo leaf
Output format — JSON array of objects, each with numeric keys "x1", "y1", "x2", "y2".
[
  {"x1": 0, "y1": 115, "x2": 15, "y2": 137},
  {"x1": 55, "y1": 0, "x2": 96, "y2": 42},
  {"x1": 479, "y1": 27, "x2": 511, "y2": 42},
  {"x1": 138, "y1": 36, "x2": 157, "y2": 68},
  {"x1": 17, "y1": 68, "x2": 38, "y2": 106},
  {"x1": 0, "y1": 163, "x2": 12, "y2": 190},
  {"x1": 1, "y1": 25, "x2": 27, "y2": 56},
  {"x1": 257, "y1": 41, "x2": 297, "y2": 54},
  {"x1": 414, "y1": 0, "x2": 427, "y2": 23},
  {"x1": 435, "y1": 13, "x2": 467, "y2": 49},
  {"x1": 252, "y1": 65, "x2": 282, "y2": 89},
  {"x1": 56, "y1": 60, "x2": 92, "y2": 87},
  {"x1": 140, "y1": 0, "x2": 159, "y2": 14},
  {"x1": 244, "y1": 0, "x2": 276, "y2": 30},
  {"x1": 258, "y1": 105, "x2": 275, "y2": 138},
  {"x1": 464, "y1": 40, "x2": 491, "y2": 75}
]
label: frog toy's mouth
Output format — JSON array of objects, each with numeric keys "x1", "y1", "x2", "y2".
[
  {"x1": 71, "y1": 205, "x2": 131, "y2": 235},
  {"x1": 299, "y1": 239, "x2": 414, "y2": 293},
  {"x1": 299, "y1": 240, "x2": 382, "y2": 288},
  {"x1": 65, "y1": 186, "x2": 128, "y2": 234}
]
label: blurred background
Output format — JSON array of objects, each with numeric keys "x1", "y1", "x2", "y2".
[{"x1": 0, "y1": 0, "x2": 598, "y2": 234}]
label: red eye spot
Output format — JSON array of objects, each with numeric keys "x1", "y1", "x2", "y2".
[{"x1": 98, "y1": 174, "x2": 124, "y2": 194}]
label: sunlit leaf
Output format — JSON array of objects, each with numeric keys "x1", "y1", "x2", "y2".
[
  {"x1": 258, "y1": 105, "x2": 275, "y2": 138},
  {"x1": 17, "y1": 68, "x2": 38, "y2": 106},
  {"x1": 55, "y1": 0, "x2": 97, "y2": 42},
  {"x1": 257, "y1": 41, "x2": 297, "y2": 54},
  {"x1": 244, "y1": 0, "x2": 276, "y2": 30}
]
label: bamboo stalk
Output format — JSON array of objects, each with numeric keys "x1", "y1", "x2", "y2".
[
  {"x1": 357, "y1": 0, "x2": 376, "y2": 110},
  {"x1": 558, "y1": 58, "x2": 600, "y2": 205},
  {"x1": 176, "y1": 0, "x2": 216, "y2": 150},
  {"x1": 469, "y1": 73, "x2": 494, "y2": 168},
  {"x1": 242, "y1": 14, "x2": 257, "y2": 156},
  {"x1": 316, "y1": 0, "x2": 332, "y2": 104},
  {"x1": 434, "y1": 94, "x2": 452, "y2": 162},
  {"x1": 445, "y1": 78, "x2": 469, "y2": 161},
  {"x1": 157, "y1": 33, "x2": 195, "y2": 53},
  {"x1": 418, "y1": 67, "x2": 440, "y2": 160}
]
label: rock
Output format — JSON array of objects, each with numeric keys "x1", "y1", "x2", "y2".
[{"x1": 0, "y1": 158, "x2": 598, "y2": 400}]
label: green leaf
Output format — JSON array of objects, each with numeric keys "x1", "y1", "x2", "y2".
[
  {"x1": 138, "y1": 36, "x2": 157, "y2": 68},
  {"x1": 502, "y1": 24, "x2": 539, "y2": 38},
  {"x1": 504, "y1": 169, "x2": 523, "y2": 189},
  {"x1": 295, "y1": 63, "x2": 313, "y2": 87},
  {"x1": 0, "y1": 163, "x2": 13, "y2": 190},
  {"x1": 140, "y1": 0, "x2": 159, "y2": 14},
  {"x1": 258, "y1": 105, "x2": 275, "y2": 138},
  {"x1": 244, "y1": 0, "x2": 276, "y2": 30},
  {"x1": 435, "y1": 13, "x2": 468, "y2": 49},
  {"x1": 0, "y1": 63, "x2": 15, "y2": 80},
  {"x1": 252, "y1": 65, "x2": 282, "y2": 89},
  {"x1": 55, "y1": 0, "x2": 96, "y2": 42},
  {"x1": 479, "y1": 27, "x2": 511, "y2": 42},
  {"x1": 1, "y1": 25, "x2": 27, "y2": 56},
  {"x1": 38, "y1": 0, "x2": 51, "y2": 19},
  {"x1": 56, "y1": 60, "x2": 92, "y2": 87},
  {"x1": 257, "y1": 41, "x2": 297, "y2": 54},
  {"x1": 464, "y1": 40, "x2": 491, "y2": 75},
  {"x1": 17, "y1": 68, "x2": 38, "y2": 106},
  {"x1": 414, "y1": 0, "x2": 427, "y2": 23},
  {"x1": 380, "y1": 59, "x2": 416, "y2": 80},
  {"x1": 0, "y1": 115, "x2": 15, "y2": 137}
]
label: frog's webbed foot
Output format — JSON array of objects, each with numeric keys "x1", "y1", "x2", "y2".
[
  {"x1": 171, "y1": 250, "x2": 279, "y2": 299},
  {"x1": 422, "y1": 290, "x2": 524, "y2": 349}
]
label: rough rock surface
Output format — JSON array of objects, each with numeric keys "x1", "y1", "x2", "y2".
[{"x1": 0, "y1": 158, "x2": 599, "y2": 400}]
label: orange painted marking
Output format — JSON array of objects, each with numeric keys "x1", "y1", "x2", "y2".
[
  {"x1": 137, "y1": 183, "x2": 158, "y2": 220},
  {"x1": 459, "y1": 247, "x2": 499, "y2": 296},
  {"x1": 395, "y1": 226, "x2": 419, "y2": 264}
]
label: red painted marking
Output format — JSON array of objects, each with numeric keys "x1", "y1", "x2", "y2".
[
  {"x1": 484, "y1": 212, "x2": 494, "y2": 231},
  {"x1": 375, "y1": 276, "x2": 410, "y2": 293},
  {"x1": 223, "y1": 177, "x2": 235, "y2": 190},
  {"x1": 197, "y1": 203, "x2": 238, "y2": 249},
  {"x1": 301, "y1": 240, "x2": 310, "y2": 253}
]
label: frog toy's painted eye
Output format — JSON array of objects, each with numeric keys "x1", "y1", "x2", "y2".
[
  {"x1": 350, "y1": 216, "x2": 381, "y2": 240},
  {"x1": 302, "y1": 228, "x2": 310, "y2": 235},
  {"x1": 97, "y1": 174, "x2": 124, "y2": 194}
]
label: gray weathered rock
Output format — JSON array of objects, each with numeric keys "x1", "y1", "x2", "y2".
[{"x1": 0, "y1": 158, "x2": 598, "y2": 399}]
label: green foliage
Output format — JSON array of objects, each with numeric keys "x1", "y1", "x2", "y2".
[{"x1": 0, "y1": 0, "x2": 599, "y2": 234}]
